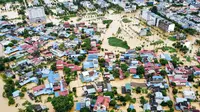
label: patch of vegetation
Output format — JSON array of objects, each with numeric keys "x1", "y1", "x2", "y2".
[
  {"x1": 172, "y1": 42, "x2": 189, "y2": 54},
  {"x1": 51, "y1": 94, "x2": 74, "y2": 112},
  {"x1": 184, "y1": 56, "x2": 191, "y2": 62},
  {"x1": 122, "y1": 18, "x2": 131, "y2": 23},
  {"x1": 103, "y1": 20, "x2": 113, "y2": 28},
  {"x1": 168, "y1": 36, "x2": 176, "y2": 41},
  {"x1": 108, "y1": 37, "x2": 130, "y2": 49},
  {"x1": 150, "y1": 40, "x2": 164, "y2": 45},
  {"x1": 0, "y1": 0, "x2": 23, "y2": 4},
  {"x1": 161, "y1": 46, "x2": 177, "y2": 53}
]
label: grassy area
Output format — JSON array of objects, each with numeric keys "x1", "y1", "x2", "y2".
[
  {"x1": 150, "y1": 40, "x2": 164, "y2": 45},
  {"x1": 122, "y1": 18, "x2": 131, "y2": 23},
  {"x1": 103, "y1": 20, "x2": 113, "y2": 28},
  {"x1": 168, "y1": 36, "x2": 176, "y2": 41},
  {"x1": 161, "y1": 46, "x2": 177, "y2": 53},
  {"x1": 108, "y1": 37, "x2": 130, "y2": 49},
  {"x1": 184, "y1": 56, "x2": 191, "y2": 62}
]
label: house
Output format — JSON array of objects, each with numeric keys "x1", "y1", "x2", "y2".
[
  {"x1": 80, "y1": 1, "x2": 95, "y2": 9},
  {"x1": 122, "y1": 83, "x2": 131, "y2": 94},
  {"x1": 27, "y1": 7, "x2": 46, "y2": 23},
  {"x1": 80, "y1": 70, "x2": 99, "y2": 82},
  {"x1": 105, "y1": 52, "x2": 114, "y2": 59},
  {"x1": 139, "y1": 28, "x2": 150, "y2": 36},
  {"x1": 12, "y1": 90, "x2": 20, "y2": 97},
  {"x1": 183, "y1": 90, "x2": 196, "y2": 100},
  {"x1": 104, "y1": 72, "x2": 114, "y2": 81},
  {"x1": 97, "y1": 0, "x2": 110, "y2": 8},
  {"x1": 175, "y1": 98, "x2": 191, "y2": 111},
  {"x1": 83, "y1": 85, "x2": 96, "y2": 95},
  {"x1": 63, "y1": 1, "x2": 78, "y2": 12},
  {"x1": 168, "y1": 67, "x2": 189, "y2": 86},
  {"x1": 151, "y1": 75, "x2": 164, "y2": 84},
  {"x1": 55, "y1": 90, "x2": 69, "y2": 97},
  {"x1": 93, "y1": 96, "x2": 110, "y2": 111},
  {"x1": 160, "y1": 54, "x2": 172, "y2": 61},
  {"x1": 76, "y1": 102, "x2": 86, "y2": 111},
  {"x1": 155, "y1": 92, "x2": 164, "y2": 104},
  {"x1": 193, "y1": 66, "x2": 200, "y2": 76},
  {"x1": 124, "y1": 3, "x2": 136, "y2": 13},
  {"x1": 19, "y1": 77, "x2": 38, "y2": 86},
  {"x1": 143, "y1": 103, "x2": 151, "y2": 111},
  {"x1": 50, "y1": 48, "x2": 65, "y2": 57},
  {"x1": 33, "y1": 104, "x2": 47, "y2": 112},
  {"x1": 33, "y1": 83, "x2": 54, "y2": 96}
]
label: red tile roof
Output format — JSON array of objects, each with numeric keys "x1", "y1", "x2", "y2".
[
  {"x1": 32, "y1": 85, "x2": 45, "y2": 92},
  {"x1": 130, "y1": 68, "x2": 136, "y2": 74},
  {"x1": 58, "y1": 90, "x2": 68, "y2": 96},
  {"x1": 94, "y1": 96, "x2": 110, "y2": 110},
  {"x1": 88, "y1": 50, "x2": 99, "y2": 54}
]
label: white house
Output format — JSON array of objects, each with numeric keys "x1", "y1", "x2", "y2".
[{"x1": 183, "y1": 90, "x2": 196, "y2": 100}]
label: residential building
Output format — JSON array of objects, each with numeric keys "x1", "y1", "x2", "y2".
[
  {"x1": 93, "y1": 96, "x2": 110, "y2": 111},
  {"x1": 183, "y1": 90, "x2": 196, "y2": 100},
  {"x1": 158, "y1": 19, "x2": 175, "y2": 32}
]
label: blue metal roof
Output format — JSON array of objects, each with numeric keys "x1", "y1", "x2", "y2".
[
  {"x1": 87, "y1": 54, "x2": 98, "y2": 61},
  {"x1": 48, "y1": 71, "x2": 59, "y2": 84},
  {"x1": 76, "y1": 102, "x2": 81, "y2": 111},
  {"x1": 83, "y1": 62, "x2": 94, "y2": 69},
  {"x1": 164, "y1": 54, "x2": 172, "y2": 61},
  {"x1": 152, "y1": 75, "x2": 163, "y2": 79}
]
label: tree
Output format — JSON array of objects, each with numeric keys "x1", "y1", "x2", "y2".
[
  {"x1": 136, "y1": 87, "x2": 142, "y2": 94},
  {"x1": 59, "y1": 43, "x2": 65, "y2": 51},
  {"x1": 103, "y1": 91, "x2": 115, "y2": 98},
  {"x1": 166, "y1": 100, "x2": 173, "y2": 108},
  {"x1": 11, "y1": 40, "x2": 18, "y2": 44},
  {"x1": 160, "y1": 70, "x2": 167, "y2": 77},
  {"x1": 150, "y1": 6, "x2": 158, "y2": 13},
  {"x1": 45, "y1": 22, "x2": 54, "y2": 27},
  {"x1": 125, "y1": 72, "x2": 130, "y2": 78},
  {"x1": 51, "y1": 95, "x2": 74, "y2": 112},
  {"x1": 8, "y1": 97, "x2": 15, "y2": 105},
  {"x1": 21, "y1": 87, "x2": 27, "y2": 92},
  {"x1": 172, "y1": 88, "x2": 178, "y2": 94},
  {"x1": 121, "y1": 64, "x2": 128, "y2": 72},
  {"x1": 19, "y1": 92, "x2": 25, "y2": 98},
  {"x1": 78, "y1": 55, "x2": 85, "y2": 61},
  {"x1": 140, "y1": 96, "x2": 147, "y2": 105},
  {"x1": 64, "y1": 66, "x2": 71, "y2": 75},
  {"x1": 51, "y1": 63, "x2": 57, "y2": 71},
  {"x1": 136, "y1": 66, "x2": 145, "y2": 75},
  {"x1": 160, "y1": 59, "x2": 168, "y2": 65},
  {"x1": 8, "y1": 43, "x2": 14, "y2": 47},
  {"x1": 109, "y1": 100, "x2": 117, "y2": 106},
  {"x1": 113, "y1": 69, "x2": 120, "y2": 78},
  {"x1": 171, "y1": 82, "x2": 176, "y2": 87},
  {"x1": 80, "y1": 107, "x2": 90, "y2": 112},
  {"x1": 187, "y1": 74, "x2": 194, "y2": 82}
]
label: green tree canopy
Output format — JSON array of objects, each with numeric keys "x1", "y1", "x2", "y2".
[{"x1": 51, "y1": 95, "x2": 74, "y2": 112}]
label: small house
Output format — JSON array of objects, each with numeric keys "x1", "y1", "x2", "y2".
[{"x1": 183, "y1": 90, "x2": 196, "y2": 100}]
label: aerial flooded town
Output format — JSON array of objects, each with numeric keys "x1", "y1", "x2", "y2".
[{"x1": 0, "y1": 0, "x2": 200, "y2": 112}]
